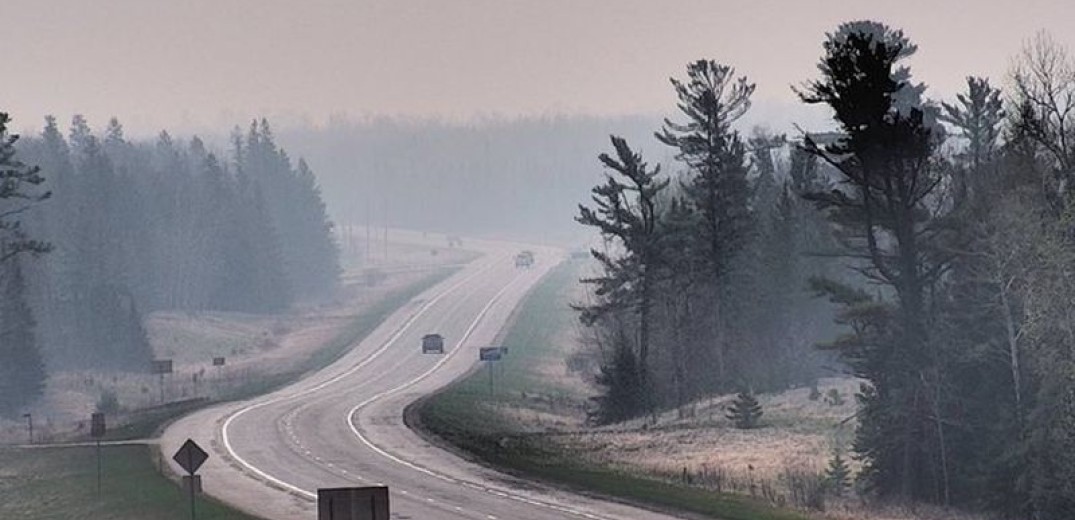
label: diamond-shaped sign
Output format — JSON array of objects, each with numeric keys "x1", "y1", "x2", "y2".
[{"x1": 173, "y1": 438, "x2": 209, "y2": 475}]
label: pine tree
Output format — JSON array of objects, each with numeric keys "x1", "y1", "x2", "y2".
[
  {"x1": 0, "y1": 112, "x2": 49, "y2": 417},
  {"x1": 576, "y1": 136, "x2": 668, "y2": 420},
  {"x1": 825, "y1": 450, "x2": 852, "y2": 496},
  {"x1": 798, "y1": 21, "x2": 956, "y2": 501},
  {"x1": 0, "y1": 113, "x2": 51, "y2": 262},
  {"x1": 0, "y1": 260, "x2": 46, "y2": 416},
  {"x1": 726, "y1": 391, "x2": 763, "y2": 429},
  {"x1": 588, "y1": 327, "x2": 646, "y2": 424},
  {"x1": 655, "y1": 59, "x2": 755, "y2": 391},
  {"x1": 656, "y1": 59, "x2": 754, "y2": 281}
]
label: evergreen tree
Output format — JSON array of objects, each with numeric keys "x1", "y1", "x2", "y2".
[
  {"x1": 0, "y1": 260, "x2": 45, "y2": 416},
  {"x1": 798, "y1": 21, "x2": 957, "y2": 501},
  {"x1": 0, "y1": 113, "x2": 51, "y2": 262},
  {"x1": 655, "y1": 59, "x2": 755, "y2": 390},
  {"x1": 825, "y1": 450, "x2": 852, "y2": 496},
  {"x1": 656, "y1": 59, "x2": 754, "y2": 281},
  {"x1": 588, "y1": 326, "x2": 646, "y2": 424},
  {"x1": 0, "y1": 112, "x2": 49, "y2": 416},
  {"x1": 576, "y1": 136, "x2": 668, "y2": 419},
  {"x1": 725, "y1": 391, "x2": 763, "y2": 429}
]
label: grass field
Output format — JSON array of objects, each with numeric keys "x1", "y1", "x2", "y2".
[
  {"x1": 0, "y1": 445, "x2": 259, "y2": 520},
  {"x1": 73, "y1": 266, "x2": 461, "y2": 444},
  {"x1": 0, "y1": 265, "x2": 463, "y2": 520},
  {"x1": 416, "y1": 260, "x2": 811, "y2": 520}
]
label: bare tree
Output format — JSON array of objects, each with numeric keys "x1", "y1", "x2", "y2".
[{"x1": 1011, "y1": 31, "x2": 1075, "y2": 201}]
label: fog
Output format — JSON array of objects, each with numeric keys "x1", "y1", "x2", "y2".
[{"x1": 5, "y1": 4, "x2": 1075, "y2": 520}]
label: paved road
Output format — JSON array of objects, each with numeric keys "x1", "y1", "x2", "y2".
[{"x1": 161, "y1": 236, "x2": 685, "y2": 520}]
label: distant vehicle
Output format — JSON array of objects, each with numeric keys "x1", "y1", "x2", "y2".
[
  {"x1": 421, "y1": 333, "x2": 445, "y2": 354},
  {"x1": 514, "y1": 250, "x2": 535, "y2": 268}
]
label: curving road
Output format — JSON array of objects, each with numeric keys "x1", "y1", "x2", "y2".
[{"x1": 161, "y1": 236, "x2": 684, "y2": 520}]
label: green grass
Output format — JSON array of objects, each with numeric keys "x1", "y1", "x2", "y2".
[
  {"x1": 0, "y1": 445, "x2": 260, "y2": 519},
  {"x1": 416, "y1": 260, "x2": 811, "y2": 520},
  {"x1": 434, "y1": 261, "x2": 580, "y2": 409}
]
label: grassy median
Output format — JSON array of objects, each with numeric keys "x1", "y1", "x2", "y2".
[{"x1": 415, "y1": 260, "x2": 810, "y2": 520}]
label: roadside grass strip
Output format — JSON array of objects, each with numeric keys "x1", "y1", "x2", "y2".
[
  {"x1": 0, "y1": 445, "x2": 261, "y2": 520},
  {"x1": 417, "y1": 261, "x2": 811, "y2": 520}
]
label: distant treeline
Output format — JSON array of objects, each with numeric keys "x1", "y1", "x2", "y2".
[
  {"x1": 0, "y1": 114, "x2": 338, "y2": 415},
  {"x1": 279, "y1": 115, "x2": 662, "y2": 244}
]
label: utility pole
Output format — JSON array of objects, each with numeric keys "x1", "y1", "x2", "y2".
[
  {"x1": 22, "y1": 413, "x2": 32, "y2": 444},
  {"x1": 91, "y1": 413, "x2": 106, "y2": 498}
]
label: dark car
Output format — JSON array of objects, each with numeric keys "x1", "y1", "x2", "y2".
[{"x1": 421, "y1": 333, "x2": 445, "y2": 354}]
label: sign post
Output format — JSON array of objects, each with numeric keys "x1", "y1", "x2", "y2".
[
  {"x1": 479, "y1": 347, "x2": 504, "y2": 396},
  {"x1": 151, "y1": 359, "x2": 173, "y2": 403},
  {"x1": 173, "y1": 438, "x2": 209, "y2": 520},
  {"x1": 212, "y1": 357, "x2": 226, "y2": 393},
  {"x1": 22, "y1": 413, "x2": 32, "y2": 444},
  {"x1": 91, "y1": 412, "x2": 106, "y2": 497}
]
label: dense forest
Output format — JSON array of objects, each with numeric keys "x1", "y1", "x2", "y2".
[
  {"x1": 577, "y1": 21, "x2": 1075, "y2": 518},
  {"x1": 0, "y1": 114, "x2": 339, "y2": 415}
]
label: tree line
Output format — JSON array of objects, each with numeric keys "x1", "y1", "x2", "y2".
[
  {"x1": 0, "y1": 114, "x2": 339, "y2": 416},
  {"x1": 577, "y1": 20, "x2": 1075, "y2": 518}
]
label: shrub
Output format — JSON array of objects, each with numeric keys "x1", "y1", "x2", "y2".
[{"x1": 824, "y1": 388, "x2": 844, "y2": 406}]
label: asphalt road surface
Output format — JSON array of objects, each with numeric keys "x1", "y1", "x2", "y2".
[{"x1": 161, "y1": 235, "x2": 685, "y2": 520}]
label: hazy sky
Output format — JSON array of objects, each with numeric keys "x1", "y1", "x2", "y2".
[{"x1": 5, "y1": 0, "x2": 1074, "y2": 135}]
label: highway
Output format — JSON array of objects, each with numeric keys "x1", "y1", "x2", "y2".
[{"x1": 160, "y1": 236, "x2": 684, "y2": 520}]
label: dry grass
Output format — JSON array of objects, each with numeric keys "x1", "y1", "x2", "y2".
[
  {"x1": 823, "y1": 499, "x2": 992, "y2": 520},
  {"x1": 1, "y1": 241, "x2": 471, "y2": 443}
]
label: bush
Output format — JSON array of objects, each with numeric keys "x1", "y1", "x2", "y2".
[{"x1": 824, "y1": 388, "x2": 844, "y2": 406}]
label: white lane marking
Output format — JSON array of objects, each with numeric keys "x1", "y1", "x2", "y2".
[
  {"x1": 219, "y1": 256, "x2": 504, "y2": 499},
  {"x1": 346, "y1": 262, "x2": 616, "y2": 520}
]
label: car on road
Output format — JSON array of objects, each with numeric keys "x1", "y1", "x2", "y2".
[
  {"x1": 421, "y1": 333, "x2": 445, "y2": 354},
  {"x1": 514, "y1": 250, "x2": 534, "y2": 268}
]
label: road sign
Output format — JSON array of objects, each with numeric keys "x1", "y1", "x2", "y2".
[
  {"x1": 91, "y1": 412, "x2": 106, "y2": 438},
  {"x1": 318, "y1": 486, "x2": 390, "y2": 520},
  {"x1": 479, "y1": 347, "x2": 503, "y2": 361},
  {"x1": 212, "y1": 357, "x2": 226, "y2": 367},
  {"x1": 173, "y1": 439, "x2": 209, "y2": 475},
  {"x1": 152, "y1": 359, "x2": 173, "y2": 374}
]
